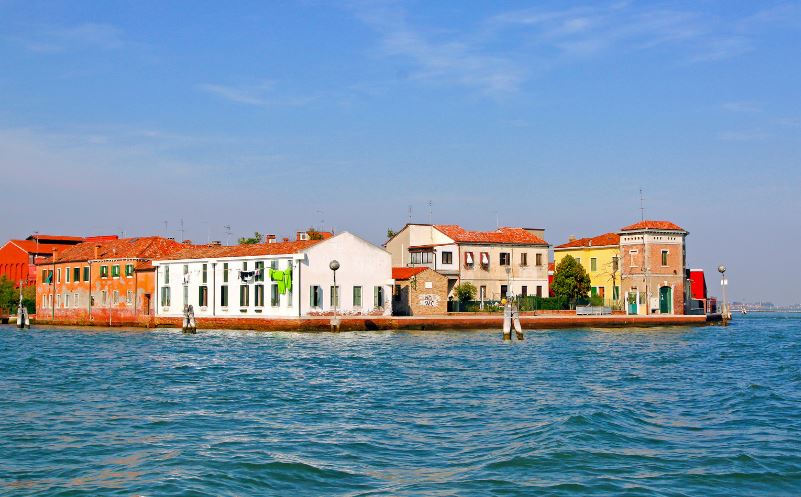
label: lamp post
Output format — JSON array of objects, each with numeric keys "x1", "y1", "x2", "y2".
[
  {"x1": 329, "y1": 260, "x2": 340, "y2": 331},
  {"x1": 718, "y1": 265, "x2": 730, "y2": 324}
]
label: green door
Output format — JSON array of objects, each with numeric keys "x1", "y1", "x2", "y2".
[
  {"x1": 659, "y1": 286, "x2": 672, "y2": 314},
  {"x1": 627, "y1": 293, "x2": 637, "y2": 315}
]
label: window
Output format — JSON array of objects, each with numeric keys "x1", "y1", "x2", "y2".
[
  {"x1": 409, "y1": 251, "x2": 433, "y2": 264},
  {"x1": 629, "y1": 250, "x2": 638, "y2": 267},
  {"x1": 182, "y1": 265, "x2": 189, "y2": 284},
  {"x1": 536, "y1": 285, "x2": 543, "y2": 297},
  {"x1": 42, "y1": 295, "x2": 47, "y2": 308},
  {"x1": 521, "y1": 286, "x2": 528, "y2": 297},
  {"x1": 255, "y1": 284, "x2": 265, "y2": 307},
  {"x1": 353, "y1": 286, "x2": 362, "y2": 307},
  {"x1": 465, "y1": 252, "x2": 474, "y2": 268},
  {"x1": 500, "y1": 252, "x2": 511, "y2": 266},
  {"x1": 74, "y1": 293, "x2": 80, "y2": 307},
  {"x1": 65, "y1": 293, "x2": 70, "y2": 307},
  {"x1": 66, "y1": 267, "x2": 71, "y2": 283},
  {"x1": 520, "y1": 253, "x2": 528, "y2": 266},
  {"x1": 113, "y1": 290, "x2": 120, "y2": 304},
  {"x1": 125, "y1": 264, "x2": 134, "y2": 277},
  {"x1": 536, "y1": 253, "x2": 543, "y2": 266},
  {"x1": 310, "y1": 286, "x2": 323, "y2": 307},
  {"x1": 501, "y1": 285, "x2": 508, "y2": 298},
  {"x1": 287, "y1": 287, "x2": 293, "y2": 307},
  {"x1": 591, "y1": 287, "x2": 598, "y2": 297},
  {"x1": 575, "y1": 257, "x2": 581, "y2": 266},
  {"x1": 41, "y1": 269, "x2": 47, "y2": 283},
  {"x1": 242, "y1": 261, "x2": 248, "y2": 272},
  {"x1": 255, "y1": 261, "x2": 265, "y2": 282},
  {"x1": 202, "y1": 264, "x2": 208, "y2": 283},
  {"x1": 480, "y1": 252, "x2": 490, "y2": 268},
  {"x1": 220, "y1": 285, "x2": 229, "y2": 307},
  {"x1": 198, "y1": 286, "x2": 208, "y2": 307},
  {"x1": 271, "y1": 260, "x2": 279, "y2": 270},
  {"x1": 330, "y1": 285, "x2": 339, "y2": 307},
  {"x1": 73, "y1": 267, "x2": 81, "y2": 282},
  {"x1": 182, "y1": 286, "x2": 188, "y2": 307},
  {"x1": 240, "y1": 285, "x2": 249, "y2": 307},
  {"x1": 161, "y1": 287, "x2": 170, "y2": 306},
  {"x1": 661, "y1": 250, "x2": 669, "y2": 266},
  {"x1": 112, "y1": 265, "x2": 120, "y2": 278},
  {"x1": 223, "y1": 263, "x2": 228, "y2": 283},
  {"x1": 441, "y1": 251, "x2": 453, "y2": 265},
  {"x1": 374, "y1": 286, "x2": 384, "y2": 308},
  {"x1": 163, "y1": 266, "x2": 170, "y2": 284},
  {"x1": 612, "y1": 256, "x2": 619, "y2": 272},
  {"x1": 613, "y1": 286, "x2": 620, "y2": 300},
  {"x1": 126, "y1": 290, "x2": 134, "y2": 305},
  {"x1": 57, "y1": 268, "x2": 62, "y2": 283},
  {"x1": 100, "y1": 265, "x2": 109, "y2": 278},
  {"x1": 591, "y1": 258, "x2": 597, "y2": 272},
  {"x1": 271, "y1": 284, "x2": 280, "y2": 307}
]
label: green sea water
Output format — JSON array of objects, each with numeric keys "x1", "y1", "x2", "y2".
[{"x1": 1, "y1": 314, "x2": 800, "y2": 496}]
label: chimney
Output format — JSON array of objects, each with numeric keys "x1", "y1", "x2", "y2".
[
  {"x1": 52, "y1": 248, "x2": 59, "y2": 262},
  {"x1": 209, "y1": 240, "x2": 222, "y2": 246},
  {"x1": 182, "y1": 240, "x2": 192, "y2": 244},
  {"x1": 94, "y1": 245, "x2": 100, "y2": 259},
  {"x1": 283, "y1": 237, "x2": 290, "y2": 242},
  {"x1": 265, "y1": 234, "x2": 276, "y2": 243},
  {"x1": 569, "y1": 235, "x2": 576, "y2": 241}
]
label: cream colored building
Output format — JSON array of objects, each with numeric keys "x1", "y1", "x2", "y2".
[{"x1": 385, "y1": 224, "x2": 549, "y2": 301}]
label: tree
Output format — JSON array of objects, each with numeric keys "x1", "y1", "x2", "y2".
[
  {"x1": 453, "y1": 282, "x2": 477, "y2": 303},
  {"x1": 552, "y1": 255, "x2": 591, "y2": 303},
  {"x1": 387, "y1": 228, "x2": 397, "y2": 239},
  {"x1": 238, "y1": 232, "x2": 263, "y2": 244},
  {"x1": 0, "y1": 276, "x2": 15, "y2": 311},
  {"x1": 306, "y1": 228, "x2": 325, "y2": 240}
]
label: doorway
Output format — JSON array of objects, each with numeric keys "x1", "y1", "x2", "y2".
[{"x1": 659, "y1": 286, "x2": 672, "y2": 314}]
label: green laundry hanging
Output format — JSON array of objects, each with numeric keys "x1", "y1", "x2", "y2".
[{"x1": 269, "y1": 268, "x2": 292, "y2": 294}]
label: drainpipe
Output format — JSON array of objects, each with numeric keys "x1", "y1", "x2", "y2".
[
  {"x1": 297, "y1": 258, "x2": 302, "y2": 318},
  {"x1": 212, "y1": 262, "x2": 216, "y2": 316},
  {"x1": 88, "y1": 261, "x2": 92, "y2": 319},
  {"x1": 51, "y1": 249, "x2": 56, "y2": 321}
]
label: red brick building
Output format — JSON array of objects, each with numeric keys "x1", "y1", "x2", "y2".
[
  {"x1": 0, "y1": 235, "x2": 85, "y2": 286},
  {"x1": 391, "y1": 267, "x2": 449, "y2": 316},
  {"x1": 619, "y1": 221, "x2": 688, "y2": 315},
  {"x1": 36, "y1": 236, "x2": 185, "y2": 324}
]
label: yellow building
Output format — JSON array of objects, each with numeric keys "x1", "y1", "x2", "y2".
[{"x1": 554, "y1": 233, "x2": 621, "y2": 305}]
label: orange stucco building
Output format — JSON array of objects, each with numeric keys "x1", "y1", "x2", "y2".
[
  {"x1": 36, "y1": 236, "x2": 185, "y2": 324},
  {"x1": 0, "y1": 235, "x2": 85, "y2": 286}
]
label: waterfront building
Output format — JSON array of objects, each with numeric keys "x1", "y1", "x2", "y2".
[
  {"x1": 385, "y1": 224, "x2": 549, "y2": 301},
  {"x1": 152, "y1": 232, "x2": 393, "y2": 318},
  {"x1": 391, "y1": 267, "x2": 449, "y2": 316},
  {"x1": 35, "y1": 236, "x2": 186, "y2": 323},
  {"x1": 0, "y1": 234, "x2": 86, "y2": 287},
  {"x1": 554, "y1": 232, "x2": 621, "y2": 305},
  {"x1": 618, "y1": 221, "x2": 688, "y2": 315}
]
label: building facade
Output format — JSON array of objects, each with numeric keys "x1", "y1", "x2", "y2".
[
  {"x1": 391, "y1": 267, "x2": 449, "y2": 316},
  {"x1": 618, "y1": 221, "x2": 688, "y2": 315},
  {"x1": 554, "y1": 232, "x2": 621, "y2": 305},
  {"x1": 35, "y1": 237, "x2": 185, "y2": 323},
  {"x1": 153, "y1": 232, "x2": 394, "y2": 318},
  {"x1": 385, "y1": 224, "x2": 550, "y2": 301},
  {"x1": 0, "y1": 234, "x2": 86, "y2": 287}
]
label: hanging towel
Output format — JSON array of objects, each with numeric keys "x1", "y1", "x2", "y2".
[
  {"x1": 239, "y1": 270, "x2": 255, "y2": 282},
  {"x1": 269, "y1": 268, "x2": 293, "y2": 294}
]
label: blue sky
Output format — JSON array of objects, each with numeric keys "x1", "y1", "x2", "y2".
[{"x1": 1, "y1": 1, "x2": 800, "y2": 304}]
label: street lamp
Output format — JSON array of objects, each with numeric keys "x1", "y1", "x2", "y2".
[
  {"x1": 329, "y1": 260, "x2": 340, "y2": 330},
  {"x1": 718, "y1": 265, "x2": 729, "y2": 322}
]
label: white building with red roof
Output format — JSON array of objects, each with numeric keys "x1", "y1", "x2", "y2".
[
  {"x1": 152, "y1": 231, "x2": 393, "y2": 318},
  {"x1": 385, "y1": 224, "x2": 550, "y2": 301}
]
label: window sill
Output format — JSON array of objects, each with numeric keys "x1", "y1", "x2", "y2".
[{"x1": 255, "y1": 309, "x2": 263, "y2": 313}]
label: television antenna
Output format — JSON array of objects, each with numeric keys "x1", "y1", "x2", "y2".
[
  {"x1": 639, "y1": 188, "x2": 645, "y2": 221},
  {"x1": 224, "y1": 225, "x2": 232, "y2": 246}
]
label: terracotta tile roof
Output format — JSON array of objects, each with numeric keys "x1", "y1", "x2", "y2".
[
  {"x1": 548, "y1": 262, "x2": 555, "y2": 272},
  {"x1": 433, "y1": 225, "x2": 548, "y2": 245},
  {"x1": 26, "y1": 234, "x2": 84, "y2": 242},
  {"x1": 38, "y1": 237, "x2": 186, "y2": 264},
  {"x1": 554, "y1": 232, "x2": 620, "y2": 249},
  {"x1": 8, "y1": 240, "x2": 75, "y2": 254},
  {"x1": 620, "y1": 220, "x2": 685, "y2": 232},
  {"x1": 392, "y1": 267, "x2": 429, "y2": 280},
  {"x1": 158, "y1": 240, "x2": 322, "y2": 261}
]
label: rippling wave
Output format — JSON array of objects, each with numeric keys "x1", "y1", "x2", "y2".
[{"x1": 1, "y1": 315, "x2": 801, "y2": 495}]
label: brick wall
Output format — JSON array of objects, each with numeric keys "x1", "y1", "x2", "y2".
[{"x1": 393, "y1": 268, "x2": 449, "y2": 316}]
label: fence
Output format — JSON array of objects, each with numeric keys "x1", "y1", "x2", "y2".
[{"x1": 447, "y1": 296, "x2": 622, "y2": 313}]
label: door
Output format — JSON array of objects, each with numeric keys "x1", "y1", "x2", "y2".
[
  {"x1": 143, "y1": 294, "x2": 151, "y2": 315},
  {"x1": 659, "y1": 286, "x2": 672, "y2": 314},
  {"x1": 628, "y1": 292, "x2": 638, "y2": 315}
]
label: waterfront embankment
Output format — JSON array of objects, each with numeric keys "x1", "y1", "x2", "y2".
[{"x1": 29, "y1": 313, "x2": 720, "y2": 331}]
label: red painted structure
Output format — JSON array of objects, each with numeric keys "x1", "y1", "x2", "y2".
[{"x1": 0, "y1": 234, "x2": 87, "y2": 286}]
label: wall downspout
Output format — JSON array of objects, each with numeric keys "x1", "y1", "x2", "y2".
[
  {"x1": 212, "y1": 262, "x2": 216, "y2": 316},
  {"x1": 297, "y1": 258, "x2": 302, "y2": 318}
]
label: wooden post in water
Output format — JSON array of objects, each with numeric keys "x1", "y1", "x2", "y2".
[{"x1": 182, "y1": 304, "x2": 197, "y2": 334}]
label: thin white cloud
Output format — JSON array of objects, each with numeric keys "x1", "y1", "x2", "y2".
[
  {"x1": 197, "y1": 81, "x2": 318, "y2": 107},
  {"x1": 717, "y1": 130, "x2": 770, "y2": 142},
  {"x1": 722, "y1": 101, "x2": 761, "y2": 113},
  {"x1": 18, "y1": 23, "x2": 124, "y2": 52}
]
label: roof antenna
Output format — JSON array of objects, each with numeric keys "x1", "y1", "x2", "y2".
[
  {"x1": 317, "y1": 210, "x2": 324, "y2": 232},
  {"x1": 179, "y1": 218, "x2": 185, "y2": 242},
  {"x1": 224, "y1": 225, "x2": 232, "y2": 246},
  {"x1": 163, "y1": 220, "x2": 168, "y2": 237},
  {"x1": 408, "y1": 205, "x2": 412, "y2": 222},
  {"x1": 428, "y1": 200, "x2": 432, "y2": 224},
  {"x1": 639, "y1": 188, "x2": 645, "y2": 221}
]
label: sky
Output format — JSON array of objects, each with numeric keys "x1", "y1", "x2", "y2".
[{"x1": 1, "y1": 0, "x2": 800, "y2": 304}]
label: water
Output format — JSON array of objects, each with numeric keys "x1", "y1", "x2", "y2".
[{"x1": 1, "y1": 315, "x2": 800, "y2": 496}]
